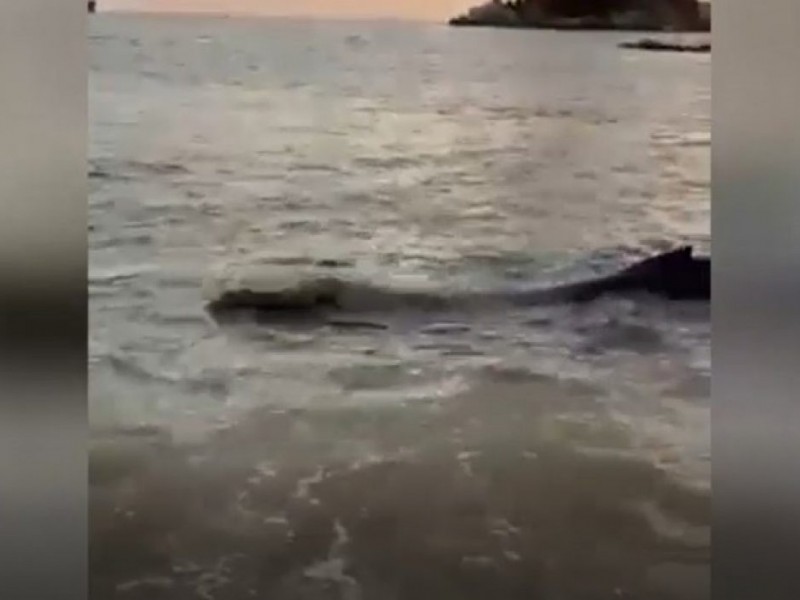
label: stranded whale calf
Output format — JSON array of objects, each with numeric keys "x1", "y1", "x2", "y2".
[{"x1": 206, "y1": 245, "x2": 709, "y2": 318}]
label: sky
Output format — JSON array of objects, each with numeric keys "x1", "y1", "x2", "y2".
[{"x1": 102, "y1": 1, "x2": 476, "y2": 21}]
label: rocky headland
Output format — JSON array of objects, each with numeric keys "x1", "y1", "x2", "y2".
[{"x1": 449, "y1": 0, "x2": 711, "y2": 32}]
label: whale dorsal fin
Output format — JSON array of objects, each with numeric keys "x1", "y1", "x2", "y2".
[{"x1": 619, "y1": 245, "x2": 693, "y2": 279}]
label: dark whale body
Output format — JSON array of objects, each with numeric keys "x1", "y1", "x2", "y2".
[
  {"x1": 206, "y1": 246, "x2": 709, "y2": 318},
  {"x1": 524, "y1": 245, "x2": 710, "y2": 304}
]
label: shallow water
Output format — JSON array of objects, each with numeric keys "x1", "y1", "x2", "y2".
[{"x1": 90, "y1": 14, "x2": 710, "y2": 600}]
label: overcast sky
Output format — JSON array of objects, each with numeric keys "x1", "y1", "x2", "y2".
[{"x1": 101, "y1": 0, "x2": 477, "y2": 21}]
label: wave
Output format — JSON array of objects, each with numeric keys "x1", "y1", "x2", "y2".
[
  {"x1": 90, "y1": 375, "x2": 709, "y2": 599},
  {"x1": 90, "y1": 264, "x2": 154, "y2": 285},
  {"x1": 205, "y1": 270, "x2": 478, "y2": 314},
  {"x1": 89, "y1": 158, "x2": 191, "y2": 181}
]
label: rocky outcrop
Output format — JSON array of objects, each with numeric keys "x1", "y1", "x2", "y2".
[
  {"x1": 450, "y1": 1, "x2": 521, "y2": 26},
  {"x1": 449, "y1": 0, "x2": 710, "y2": 32}
]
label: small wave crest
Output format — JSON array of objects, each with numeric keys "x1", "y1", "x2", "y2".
[
  {"x1": 89, "y1": 158, "x2": 191, "y2": 182},
  {"x1": 203, "y1": 265, "x2": 483, "y2": 314}
]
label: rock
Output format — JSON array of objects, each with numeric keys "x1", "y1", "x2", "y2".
[
  {"x1": 449, "y1": 1, "x2": 523, "y2": 27},
  {"x1": 449, "y1": 0, "x2": 711, "y2": 32},
  {"x1": 619, "y1": 38, "x2": 711, "y2": 52}
]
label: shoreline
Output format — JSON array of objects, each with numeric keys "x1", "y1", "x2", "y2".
[
  {"x1": 449, "y1": 17, "x2": 710, "y2": 33},
  {"x1": 449, "y1": 20, "x2": 709, "y2": 33}
]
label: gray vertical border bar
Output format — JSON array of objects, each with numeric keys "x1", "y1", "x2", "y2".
[
  {"x1": 713, "y1": 0, "x2": 800, "y2": 599},
  {"x1": 0, "y1": 1, "x2": 87, "y2": 599}
]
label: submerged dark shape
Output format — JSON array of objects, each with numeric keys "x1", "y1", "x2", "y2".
[{"x1": 206, "y1": 246, "x2": 709, "y2": 319}]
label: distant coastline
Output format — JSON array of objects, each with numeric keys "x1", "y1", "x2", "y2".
[{"x1": 449, "y1": 0, "x2": 711, "y2": 33}]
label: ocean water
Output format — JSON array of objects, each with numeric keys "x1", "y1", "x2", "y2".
[{"x1": 89, "y1": 14, "x2": 710, "y2": 600}]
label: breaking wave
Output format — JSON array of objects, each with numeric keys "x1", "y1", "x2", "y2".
[{"x1": 204, "y1": 268, "x2": 496, "y2": 314}]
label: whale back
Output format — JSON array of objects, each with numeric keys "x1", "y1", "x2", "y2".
[{"x1": 619, "y1": 245, "x2": 709, "y2": 299}]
